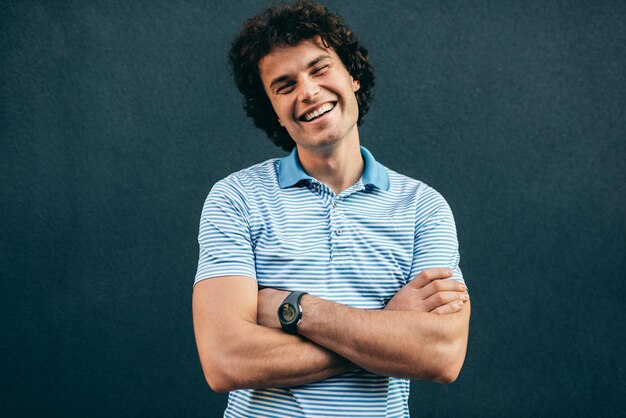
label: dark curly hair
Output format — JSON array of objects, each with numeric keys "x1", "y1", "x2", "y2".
[{"x1": 229, "y1": 0, "x2": 375, "y2": 151}]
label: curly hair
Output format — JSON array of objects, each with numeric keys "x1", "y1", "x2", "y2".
[{"x1": 229, "y1": 0, "x2": 375, "y2": 151}]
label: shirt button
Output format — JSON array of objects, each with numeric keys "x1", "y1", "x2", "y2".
[{"x1": 335, "y1": 229, "x2": 343, "y2": 236}]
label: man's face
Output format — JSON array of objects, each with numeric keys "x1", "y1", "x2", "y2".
[{"x1": 258, "y1": 38, "x2": 361, "y2": 150}]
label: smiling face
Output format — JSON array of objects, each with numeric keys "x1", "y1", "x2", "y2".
[{"x1": 258, "y1": 38, "x2": 361, "y2": 151}]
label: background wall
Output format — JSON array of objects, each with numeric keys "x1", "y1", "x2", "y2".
[{"x1": 1, "y1": 0, "x2": 624, "y2": 416}]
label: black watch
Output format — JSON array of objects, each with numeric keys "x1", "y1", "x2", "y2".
[{"x1": 277, "y1": 291, "x2": 308, "y2": 334}]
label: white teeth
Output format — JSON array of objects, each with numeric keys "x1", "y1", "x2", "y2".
[{"x1": 304, "y1": 103, "x2": 334, "y2": 121}]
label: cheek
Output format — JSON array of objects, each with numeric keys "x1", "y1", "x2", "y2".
[{"x1": 272, "y1": 101, "x2": 290, "y2": 123}]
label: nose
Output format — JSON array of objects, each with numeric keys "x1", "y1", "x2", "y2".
[{"x1": 297, "y1": 76, "x2": 320, "y2": 102}]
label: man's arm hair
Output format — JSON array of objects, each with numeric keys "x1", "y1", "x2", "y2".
[{"x1": 297, "y1": 292, "x2": 470, "y2": 383}]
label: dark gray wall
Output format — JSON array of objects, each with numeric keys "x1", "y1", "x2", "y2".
[{"x1": 1, "y1": 1, "x2": 624, "y2": 416}]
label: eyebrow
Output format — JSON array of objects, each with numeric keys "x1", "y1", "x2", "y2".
[{"x1": 269, "y1": 55, "x2": 332, "y2": 90}]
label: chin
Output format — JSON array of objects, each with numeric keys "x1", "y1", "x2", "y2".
[
  {"x1": 299, "y1": 126, "x2": 355, "y2": 148},
  {"x1": 299, "y1": 135, "x2": 342, "y2": 150}
]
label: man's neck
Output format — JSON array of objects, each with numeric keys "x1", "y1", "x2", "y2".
[{"x1": 296, "y1": 133, "x2": 364, "y2": 196}]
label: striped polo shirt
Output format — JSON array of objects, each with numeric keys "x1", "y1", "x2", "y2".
[{"x1": 195, "y1": 146, "x2": 464, "y2": 417}]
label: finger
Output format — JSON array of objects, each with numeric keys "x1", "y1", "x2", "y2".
[
  {"x1": 430, "y1": 299, "x2": 466, "y2": 315},
  {"x1": 423, "y1": 291, "x2": 469, "y2": 312},
  {"x1": 420, "y1": 279, "x2": 467, "y2": 300},
  {"x1": 410, "y1": 268, "x2": 454, "y2": 288}
]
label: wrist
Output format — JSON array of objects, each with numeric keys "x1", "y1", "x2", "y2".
[{"x1": 277, "y1": 291, "x2": 308, "y2": 334}]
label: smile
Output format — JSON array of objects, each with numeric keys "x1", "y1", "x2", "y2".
[{"x1": 300, "y1": 102, "x2": 336, "y2": 122}]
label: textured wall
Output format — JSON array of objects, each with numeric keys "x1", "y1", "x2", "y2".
[{"x1": 1, "y1": 0, "x2": 624, "y2": 416}]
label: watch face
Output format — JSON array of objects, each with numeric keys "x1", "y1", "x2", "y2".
[{"x1": 280, "y1": 303, "x2": 297, "y2": 323}]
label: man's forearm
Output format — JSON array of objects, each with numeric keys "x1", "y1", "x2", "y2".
[
  {"x1": 254, "y1": 269, "x2": 471, "y2": 383},
  {"x1": 206, "y1": 322, "x2": 354, "y2": 391},
  {"x1": 296, "y1": 296, "x2": 470, "y2": 382},
  {"x1": 193, "y1": 277, "x2": 354, "y2": 393},
  {"x1": 193, "y1": 276, "x2": 355, "y2": 392}
]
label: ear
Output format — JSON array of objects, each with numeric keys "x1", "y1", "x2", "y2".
[
  {"x1": 351, "y1": 77, "x2": 361, "y2": 92},
  {"x1": 278, "y1": 118, "x2": 284, "y2": 127}
]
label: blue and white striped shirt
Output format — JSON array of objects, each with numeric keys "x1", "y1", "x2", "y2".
[{"x1": 196, "y1": 146, "x2": 463, "y2": 417}]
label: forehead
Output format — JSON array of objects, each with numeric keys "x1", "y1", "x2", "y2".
[{"x1": 258, "y1": 39, "x2": 337, "y2": 80}]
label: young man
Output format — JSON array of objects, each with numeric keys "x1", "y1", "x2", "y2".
[{"x1": 193, "y1": 1, "x2": 470, "y2": 416}]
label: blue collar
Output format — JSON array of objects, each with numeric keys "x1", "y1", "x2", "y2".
[{"x1": 278, "y1": 146, "x2": 390, "y2": 191}]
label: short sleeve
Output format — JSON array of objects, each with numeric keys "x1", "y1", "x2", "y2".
[
  {"x1": 194, "y1": 176, "x2": 257, "y2": 286},
  {"x1": 409, "y1": 185, "x2": 464, "y2": 285}
]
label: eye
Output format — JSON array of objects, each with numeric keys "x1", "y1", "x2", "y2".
[
  {"x1": 276, "y1": 81, "x2": 296, "y2": 94},
  {"x1": 312, "y1": 65, "x2": 330, "y2": 76}
]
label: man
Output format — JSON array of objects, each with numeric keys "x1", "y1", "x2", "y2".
[{"x1": 193, "y1": 1, "x2": 470, "y2": 416}]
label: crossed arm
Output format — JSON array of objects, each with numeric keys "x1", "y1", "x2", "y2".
[{"x1": 192, "y1": 268, "x2": 470, "y2": 392}]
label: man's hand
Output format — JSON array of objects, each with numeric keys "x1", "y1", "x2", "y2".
[
  {"x1": 257, "y1": 287, "x2": 290, "y2": 329},
  {"x1": 384, "y1": 268, "x2": 469, "y2": 314}
]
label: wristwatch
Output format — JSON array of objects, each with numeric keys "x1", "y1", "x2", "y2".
[{"x1": 277, "y1": 291, "x2": 308, "y2": 334}]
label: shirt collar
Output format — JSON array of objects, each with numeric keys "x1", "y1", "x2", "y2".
[{"x1": 278, "y1": 146, "x2": 390, "y2": 191}]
